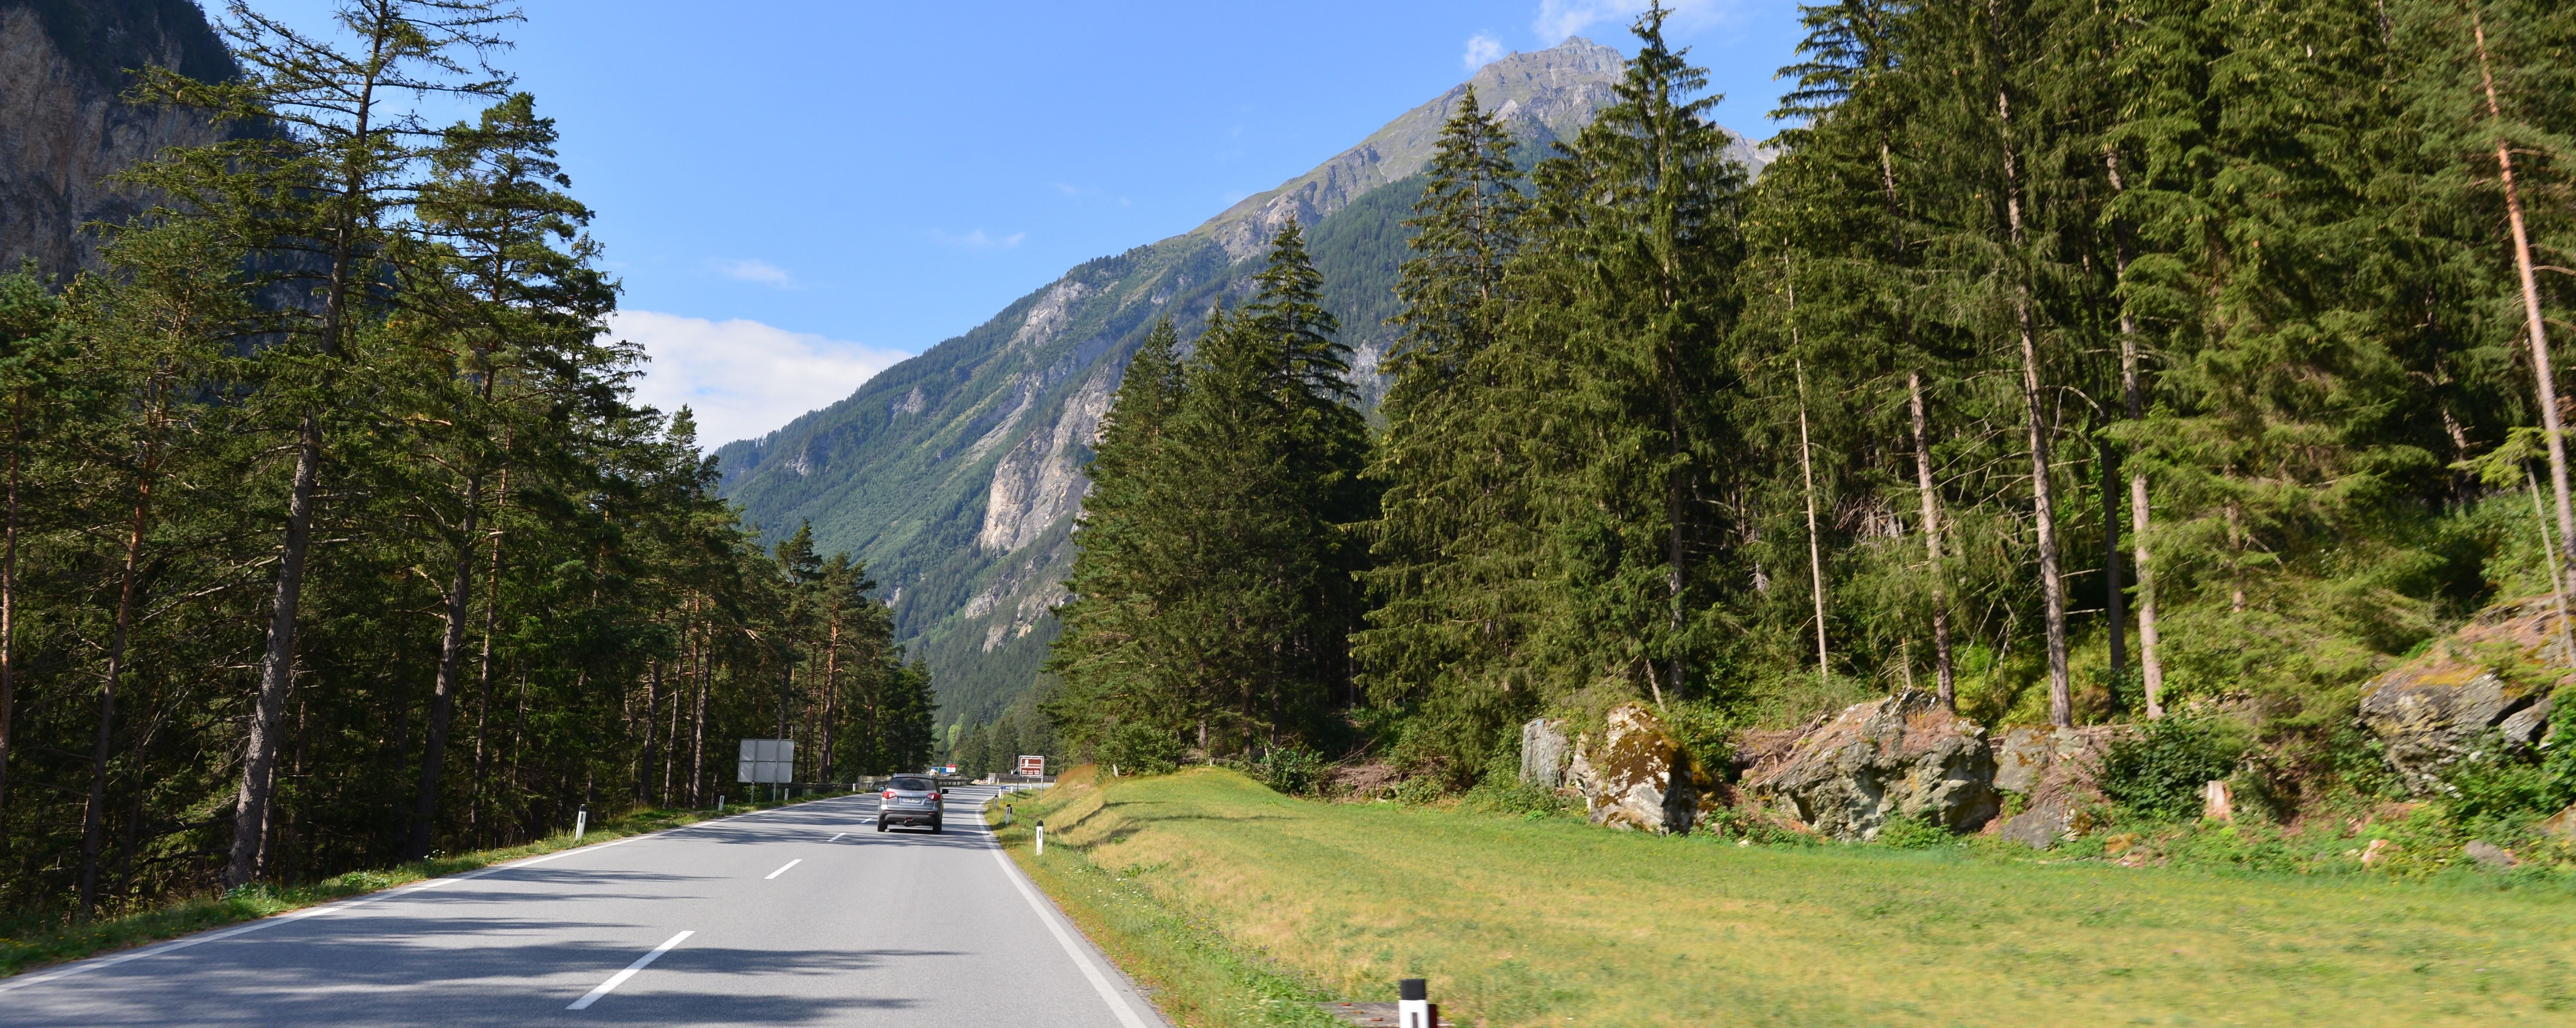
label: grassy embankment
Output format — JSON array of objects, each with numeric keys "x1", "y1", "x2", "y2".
[
  {"x1": 0, "y1": 789, "x2": 853, "y2": 978},
  {"x1": 992, "y1": 767, "x2": 2574, "y2": 1028}
]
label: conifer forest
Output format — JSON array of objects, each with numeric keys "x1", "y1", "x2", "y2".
[
  {"x1": 1048, "y1": 0, "x2": 2576, "y2": 831},
  {"x1": 0, "y1": 0, "x2": 935, "y2": 925},
  {"x1": 10, "y1": 0, "x2": 2576, "y2": 937}
]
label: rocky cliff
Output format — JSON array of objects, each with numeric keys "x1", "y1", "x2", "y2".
[
  {"x1": 714, "y1": 38, "x2": 1770, "y2": 730},
  {"x1": 0, "y1": 0, "x2": 236, "y2": 275}
]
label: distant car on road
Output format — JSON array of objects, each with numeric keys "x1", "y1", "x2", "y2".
[{"x1": 877, "y1": 774, "x2": 943, "y2": 833}]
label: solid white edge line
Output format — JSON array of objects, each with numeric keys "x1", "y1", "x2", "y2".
[
  {"x1": 828, "y1": 832, "x2": 847, "y2": 843},
  {"x1": 984, "y1": 808, "x2": 1154, "y2": 1028},
  {"x1": 763, "y1": 858, "x2": 802, "y2": 880},
  {"x1": 566, "y1": 929, "x2": 692, "y2": 1010},
  {"x1": 0, "y1": 794, "x2": 880, "y2": 995}
]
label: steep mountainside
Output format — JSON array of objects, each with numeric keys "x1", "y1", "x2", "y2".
[
  {"x1": 713, "y1": 38, "x2": 1769, "y2": 730},
  {"x1": 0, "y1": 0, "x2": 237, "y2": 274}
]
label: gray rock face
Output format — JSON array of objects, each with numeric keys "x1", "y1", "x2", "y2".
[
  {"x1": 1520, "y1": 717, "x2": 1569, "y2": 790},
  {"x1": 2464, "y1": 839, "x2": 2518, "y2": 869},
  {"x1": 1987, "y1": 725, "x2": 2120, "y2": 849},
  {"x1": 1744, "y1": 690, "x2": 1999, "y2": 841},
  {"x1": 0, "y1": 1, "x2": 236, "y2": 275},
  {"x1": 2359, "y1": 666, "x2": 2547, "y2": 792},
  {"x1": 1564, "y1": 703, "x2": 1697, "y2": 834},
  {"x1": 2356, "y1": 598, "x2": 2570, "y2": 793}
]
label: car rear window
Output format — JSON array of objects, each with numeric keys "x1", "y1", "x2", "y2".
[{"x1": 889, "y1": 776, "x2": 934, "y2": 792}]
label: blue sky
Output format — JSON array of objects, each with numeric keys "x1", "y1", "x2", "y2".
[{"x1": 247, "y1": 0, "x2": 1809, "y2": 444}]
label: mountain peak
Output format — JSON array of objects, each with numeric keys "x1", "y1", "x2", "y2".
[{"x1": 1193, "y1": 36, "x2": 1629, "y2": 261}]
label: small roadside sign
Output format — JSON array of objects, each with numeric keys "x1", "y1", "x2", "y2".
[{"x1": 1017, "y1": 755, "x2": 1046, "y2": 777}]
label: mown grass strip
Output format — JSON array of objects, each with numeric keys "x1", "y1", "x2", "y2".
[
  {"x1": 0, "y1": 789, "x2": 854, "y2": 978},
  {"x1": 988, "y1": 784, "x2": 1348, "y2": 1028},
  {"x1": 1001, "y1": 767, "x2": 2576, "y2": 1028}
]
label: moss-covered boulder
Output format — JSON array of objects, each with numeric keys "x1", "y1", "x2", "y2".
[
  {"x1": 1744, "y1": 690, "x2": 1998, "y2": 841},
  {"x1": 1564, "y1": 702, "x2": 1699, "y2": 834},
  {"x1": 2358, "y1": 598, "x2": 2567, "y2": 793}
]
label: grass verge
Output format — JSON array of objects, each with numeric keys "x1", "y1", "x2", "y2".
[
  {"x1": 0, "y1": 789, "x2": 853, "y2": 978},
  {"x1": 999, "y1": 767, "x2": 2576, "y2": 1027},
  {"x1": 987, "y1": 777, "x2": 1347, "y2": 1028}
]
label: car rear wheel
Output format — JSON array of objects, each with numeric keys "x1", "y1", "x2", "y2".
[
  {"x1": 930, "y1": 819, "x2": 943, "y2": 834},
  {"x1": 875, "y1": 819, "x2": 886, "y2": 832}
]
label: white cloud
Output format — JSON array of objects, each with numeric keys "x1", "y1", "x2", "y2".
[
  {"x1": 1533, "y1": 0, "x2": 1728, "y2": 42},
  {"x1": 611, "y1": 310, "x2": 909, "y2": 446},
  {"x1": 715, "y1": 258, "x2": 796, "y2": 287},
  {"x1": 1464, "y1": 32, "x2": 1507, "y2": 69},
  {"x1": 1051, "y1": 181, "x2": 1083, "y2": 196},
  {"x1": 929, "y1": 227, "x2": 1027, "y2": 250}
]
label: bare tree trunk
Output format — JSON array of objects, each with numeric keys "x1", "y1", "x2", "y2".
[
  {"x1": 636, "y1": 657, "x2": 660, "y2": 804},
  {"x1": 407, "y1": 473, "x2": 482, "y2": 861},
  {"x1": 688, "y1": 618, "x2": 708, "y2": 805},
  {"x1": 820, "y1": 615, "x2": 840, "y2": 781},
  {"x1": 468, "y1": 461, "x2": 507, "y2": 841},
  {"x1": 1997, "y1": 83, "x2": 2071, "y2": 727},
  {"x1": 1909, "y1": 372, "x2": 1955, "y2": 707},
  {"x1": 2109, "y1": 148, "x2": 2165, "y2": 719},
  {"x1": 227, "y1": 413, "x2": 319, "y2": 888},
  {"x1": 1796, "y1": 361, "x2": 1829, "y2": 689},
  {"x1": 84, "y1": 423, "x2": 159, "y2": 918},
  {"x1": 2225, "y1": 496, "x2": 2248, "y2": 613},
  {"x1": 2527, "y1": 468, "x2": 2575, "y2": 662},
  {"x1": 0, "y1": 392, "x2": 21, "y2": 813},
  {"x1": 2101, "y1": 439, "x2": 2126, "y2": 710},
  {"x1": 2472, "y1": 8, "x2": 2576, "y2": 591}
]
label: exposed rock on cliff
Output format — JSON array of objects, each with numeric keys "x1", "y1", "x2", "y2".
[
  {"x1": 1744, "y1": 690, "x2": 1999, "y2": 841},
  {"x1": 2357, "y1": 597, "x2": 2569, "y2": 793},
  {"x1": 0, "y1": 0, "x2": 237, "y2": 274},
  {"x1": 1989, "y1": 726, "x2": 2119, "y2": 849},
  {"x1": 1564, "y1": 702, "x2": 1701, "y2": 834}
]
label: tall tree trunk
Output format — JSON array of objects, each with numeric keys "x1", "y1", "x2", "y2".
[
  {"x1": 406, "y1": 473, "x2": 482, "y2": 861},
  {"x1": 820, "y1": 614, "x2": 840, "y2": 781},
  {"x1": 1909, "y1": 371, "x2": 1955, "y2": 707},
  {"x1": 84, "y1": 430, "x2": 158, "y2": 918},
  {"x1": 688, "y1": 619, "x2": 708, "y2": 805},
  {"x1": 636, "y1": 657, "x2": 660, "y2": 805},
  {"x1": 2100, "y1": 438, "x2": 2126, "y2": 711},
  {"x1": 2108, "y1": 149, "x2": 2165, "y2": 719},
  {"x1": 467, "y1": 459, "x2": 508, "y2": 842},
  {"x1": 2527, "y1": 468, "x2": 2575, "y2": 662},
  {"x1": 0, "y1": 391, "x2": 21, "y2": 813},
  {"x1": 228, "y1": 413, "x2": 320, "y2": 888},
  {"x1": 1795, "y1": 361, "x2": 1829, "y2": 688},
  {"x1": 2472, "y1": 7, "x2": 2576, "y2": 589},
  {"x1": 1995, "y1": 83, "x2": 2072, "y2": 727}
]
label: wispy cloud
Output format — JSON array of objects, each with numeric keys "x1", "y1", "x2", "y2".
[
  {"x1": 1051, "y1": 182, "x2": 1084, "y2": 196},
  {"x1": 1533, "y1": 0, "x2": 1729, "y2": 42},
  {"x1": 612, "y1": 310, "x2": 909, "y2": 446},
  {"x1": 929, "y1": 228, "x2": 1027, "y2": 250},
  {"x1": 714, "y1": 258, "x2": 797, "y2": 287},
  {"x1": 1464, "y1": 32, "x2": 1507, "y2": 69}
]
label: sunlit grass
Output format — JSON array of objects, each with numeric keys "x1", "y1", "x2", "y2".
[{"x1": 996, "y1": 767, "x2": 2576, "y2": 1027}]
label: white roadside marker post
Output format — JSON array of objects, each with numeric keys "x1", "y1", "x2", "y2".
[
  {"x1": 1399, "y1": 978, "x2": 1436, "y2": 1028},
  {"x1": 716, "y1": 795, "x2": 724, "y2": 814},
  {"x1": 574, "y1": 805, "x2": 587, "y2": 842},
  {"x1": 1035, "y1": 821, "x2": 1044, "y2": 856}
]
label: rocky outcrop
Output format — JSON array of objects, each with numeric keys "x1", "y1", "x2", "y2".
[
  {"x1": 0, "y1": 0, "x2": 237, "y2": 274},
  {"x1": 1744, "y1": 690, "x2": 1999, "y2": 841},
  {"x1": 2357, "y1": 598, "x2": 2568, "y2": 792},
  {"x1": 1564, "y1": 703, "x2": 1699, "y2": 834},
  {"x1": 1988, "y1": 725, "x2": 2119, "y2": 849},
  {"x1": 1520, "y1": 717, "x2": 1570, "y2": 790}
]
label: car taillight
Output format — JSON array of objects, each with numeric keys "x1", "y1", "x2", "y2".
[{"x1": 882, "y1": 789, "x2": 894, "y2": 800}]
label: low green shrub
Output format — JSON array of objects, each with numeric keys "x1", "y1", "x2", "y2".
[
  {"x1": 1242, "y1": 744, "x2": 1327, "y2": 797},
  {"x1": 1097, "y1": 721, "x2": 1186, "y2": 776},
  {"x1": 1872, "y1": 815, "x2": 1952, "y2": 849},
  {"x1": 2101, "y1": 715, "x2": 2245, "y2": 820}
]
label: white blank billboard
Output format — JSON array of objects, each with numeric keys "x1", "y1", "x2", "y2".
[{"x1": 737, "y1": 738, "x2": 793, "y2": 783}]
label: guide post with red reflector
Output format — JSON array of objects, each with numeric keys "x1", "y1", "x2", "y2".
[{"x1": 1398, "y1": 978, "x2": 1435, "y2": 1028}]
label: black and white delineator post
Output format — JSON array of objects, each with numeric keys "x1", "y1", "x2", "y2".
[
  {"x1": 574, "y1": 805, "x2": 587, "y2": 841},
  {"x1": 1399, "y1": 978, "x2": 1436, "y2": 1028}
]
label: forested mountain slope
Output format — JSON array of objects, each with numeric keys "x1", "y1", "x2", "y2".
[{"x1": 712, "y1": 37, "x2": 1767, "y2": 731}]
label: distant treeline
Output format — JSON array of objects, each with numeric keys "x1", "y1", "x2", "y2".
[
  {"x1": 0, "y1": 0, "x2": 935, "y2": 925},
  {"x1": 1045, "y1": 0, "x2": 2576, "y2": 793}
]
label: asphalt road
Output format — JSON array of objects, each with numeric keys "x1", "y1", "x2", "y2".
[{"x1": 0, "y1": 787, "x2": 1165, "y2": 1027}]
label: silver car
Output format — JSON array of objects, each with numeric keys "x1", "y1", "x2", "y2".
[{"x1": 876, "y1": 775, "x2": 944, "y2": 833}]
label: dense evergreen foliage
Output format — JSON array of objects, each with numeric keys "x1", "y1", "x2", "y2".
[
  {"x1": 1049, "y1": 0, "x2": 2576, "y2": 829},
  {"x1": 0, "y1": 0, "x2": 933, "y2": 926}
]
